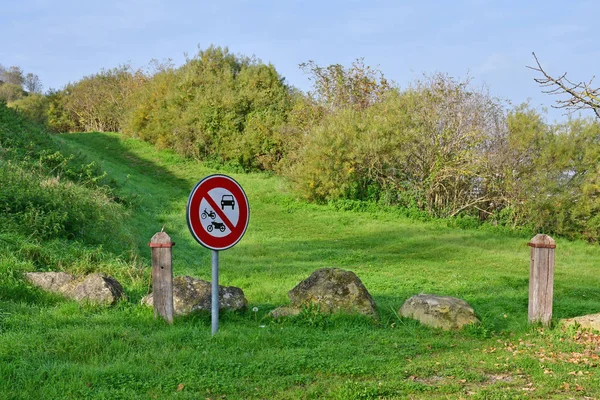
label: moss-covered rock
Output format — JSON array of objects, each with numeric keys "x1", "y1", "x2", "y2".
[
  {"x1": 270, "y1": 268, "x2": 378, "y2": 318},
  {"x1": 25, "y1": 272, "x2": 124, "y2": 305},
  {"x1": 142, "y1": 275, "x2": 247, "y2": 315}
]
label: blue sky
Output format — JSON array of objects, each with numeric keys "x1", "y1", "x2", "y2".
[{"x1": 2, "y1": 0, "x2": 598, "y2": 122}]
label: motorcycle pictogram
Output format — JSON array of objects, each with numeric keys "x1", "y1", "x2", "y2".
[
  {"x1": 207, "y1": 221, "x2": 226, "y2": 233},
  {"x1": 201, "y1": 208, "x2": 216, "y2": 220}
]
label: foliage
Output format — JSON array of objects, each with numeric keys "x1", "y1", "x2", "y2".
[
  {"x1": 23, "y1": 72, "x2": 43, "y2": 94},
  {"x1": 284, "y1": 74, "x2": 506, "y2": 216},
  {"x1": 45, "y1": 88, "x2": 77, "y2": 133},
  {"x1": 62, "y1": 64, "x2": 145, "y2": 132},
  {"x1": 519, "y1": 117, "x2": 600, "y2": 240},
  {"x1": 300, "y1": 58, "x2": 391, "y2": 111},
  {"x1": 123, "y1": 46, "x2": 292, "y2": 170},
  {"x1": 284, "y1": 65, "x2": 600, "y2": 241},
  {"x1": 5, "y1": 49, "x2": 598, "y2": 240},
  {"x1": 0, "y1": 82, "x2": 26, "y2": 102},
  {"x1": 0, "y1": 64, "x2": 42, "y2": 101},
  {"x1": 0, "y1": 65, "x2": 24, "y2": 86},
  {"x1": 8, "y1": 94, "x2": 49, "y2": 125}
]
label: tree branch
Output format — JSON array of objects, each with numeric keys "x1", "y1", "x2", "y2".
[{"x1": 527, "y1": 52, "x2": 600, "y2": 118}]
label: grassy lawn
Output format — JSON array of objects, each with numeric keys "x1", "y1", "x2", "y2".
[{"x1": 1, "y1": 132, "x2": 600, "y2": 399}]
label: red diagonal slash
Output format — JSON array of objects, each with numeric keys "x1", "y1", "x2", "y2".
[{"x1": 204, "y1": 195, "x2": 235, "y2": 232}]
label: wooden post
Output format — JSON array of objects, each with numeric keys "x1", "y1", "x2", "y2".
[
  {"x1": 149, "y1": 231, "x2": 175, "y2": 324},
  {"x1": 527, "y1": 234, "x2": 556, "y2": 326}
]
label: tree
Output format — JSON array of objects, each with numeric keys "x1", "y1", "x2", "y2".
[
  {"x1": 0, "y1": 83, "x2": 25, "y2": 102},
  {"x1": 1, "y1": 65, "x2": 24, "y2": 86},
  {"x1": 528, "y1": 52, "x2": 599, "y2": 118},
  {"x1": 23, "y1": 73, "x2": 43, "y2": 94}
]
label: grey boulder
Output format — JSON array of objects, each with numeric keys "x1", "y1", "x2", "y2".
[
  {"x1": 24, "y1": 272, "x2": 75, "y2": 292},
  {"x1": 400, "y1": 294, "x2": 479, "y2": 330},
  {"x1": 142, "y1": 275, "x2": 247, "y2": 315},
  {"x1": 270, "y1": 268, "x2": 378, "y2": 318},
  {"x1": 25, "y1": 272, "x2": 124, "y2": 305}
]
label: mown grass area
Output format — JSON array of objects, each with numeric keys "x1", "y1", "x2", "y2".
[{"x1": 2, "y1": 131, "x2": 600, "y2": 399}]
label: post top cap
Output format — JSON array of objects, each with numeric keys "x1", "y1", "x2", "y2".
[
  {"x1": 527, "y1": 234, "x2": 556, "y2": 249},
  {"x1": 150, "y1": 231, "x2": 172, "y2": 243}
]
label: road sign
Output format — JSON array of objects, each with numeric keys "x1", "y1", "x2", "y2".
[{"x1": 187, "y1": 174, "x2": 250, "y2": 251}]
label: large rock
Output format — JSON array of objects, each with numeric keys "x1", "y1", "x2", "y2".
[
  {"x1": 62, "y1": 274, "x2": 125, "y2": 305},
  {"x1": 561, "y1": 313, "x2": 600, "y2": 332},
  {"x1": 24, "y1": 272, "x2": 124, "y2": 305},
  {"x1": 270, "y1": 268, "x2": 378, "y2": 318},
  {"x1": 142, "y1": 275, "x2": 247, "y2": 315},
  {"x1": 400, "y1": 294, "x2": 479, "y2": 330},
  {"x1": 24, "y1": 272, "x2": 75, "y2": 292}
]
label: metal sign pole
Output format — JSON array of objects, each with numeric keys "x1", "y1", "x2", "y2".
[
  {"x1": 211, "y1": 250, "x2": 219, "y2": 335},
  {"x1": 187, "y1": 175, "x2": 249, "y2": 336}
]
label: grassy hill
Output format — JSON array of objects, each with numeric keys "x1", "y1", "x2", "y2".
[{"x1": 2, "y1": 119, "x2": 600, "y2": 398}]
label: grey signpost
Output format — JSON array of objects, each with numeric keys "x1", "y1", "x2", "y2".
[
  {"x1": 211, "y1": 250, "x2": 219, "y2": 335},
  {"x1": 186, "y1": 174, "x2": 250, "y2": 335}
]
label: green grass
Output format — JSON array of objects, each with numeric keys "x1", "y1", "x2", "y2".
[{"x1": 2, "y1": 131, "x2": 600, "y2": 399}]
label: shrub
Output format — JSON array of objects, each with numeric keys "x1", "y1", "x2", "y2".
[
  {"x1": 284, "y1": 73, "x2": 507, "y2": 219},
  {"x1": 8, "y1": 94, "x2": 49, "y2": 126},
  {"x1": 62, "y1": 65, "x2": 145, "y2": 132},
  {"x1": 122, "y1": 46, "x2": 292, "y2": 171}
]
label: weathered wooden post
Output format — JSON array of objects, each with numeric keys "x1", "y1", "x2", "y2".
[
  {"x1": 149, "y1": 231, "x2": 175, "y2": 324},
  {"x1": 527, "y1": 234, "x2": 556, "y2": 326}
]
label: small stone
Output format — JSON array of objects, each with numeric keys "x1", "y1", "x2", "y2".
[
  {"x1": 561, "y1": 313, "x2": 600, "y2": 332},
  {"x1": 400, "y1": 294, "x2": 479, "y2": 330},
  {"x1": 268, "y1": 306, "x2": 301, "y2": 319}
]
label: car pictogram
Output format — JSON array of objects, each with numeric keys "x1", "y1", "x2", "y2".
[{"x1": 221, "y1": 194, "x2": 235, "y2": 210}]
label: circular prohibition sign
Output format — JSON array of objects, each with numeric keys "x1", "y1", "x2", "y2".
[{"x1": 186, "y1": 174, "x2": 250, "y2": 251}]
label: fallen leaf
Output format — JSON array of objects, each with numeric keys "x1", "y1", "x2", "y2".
[{"x1": 177, "y1": 384, "x2": 184, "y2": 392}]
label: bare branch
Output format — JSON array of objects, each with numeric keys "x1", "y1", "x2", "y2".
[{"x1": 527, "y1": 52, "x2": 600, "y2": 118}]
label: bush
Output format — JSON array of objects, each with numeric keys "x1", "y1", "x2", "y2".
[
  {"x1": 0, "y1": 83, "x2": 26, "y2": 102},
  {"x1": 8, "y1": 94, "x2": 49, "y2": 126},
  {"x1": 123, "y1": 46, "x2": 292, "y2": 171},
  {"x1": 283, "y1": 74, "x2": 506, "y2": 218},
  {"x1": 62, "y1": 65, "x2": 144, "y2": 132},
  {"x1": 45, "y1": 89, "x2": 77, "y2": 133}
]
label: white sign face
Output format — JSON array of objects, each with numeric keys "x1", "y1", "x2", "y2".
[{"x1": 198, "y1": 188, "x2": 240, "y2": 238}]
